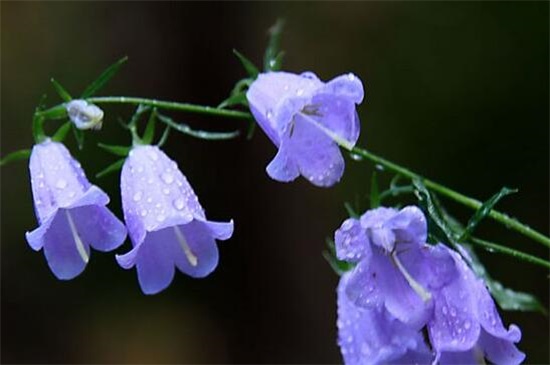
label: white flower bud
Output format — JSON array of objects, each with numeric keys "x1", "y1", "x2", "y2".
[{"x1": 66, "y1": 100, "x2": 104, "y2": 130}]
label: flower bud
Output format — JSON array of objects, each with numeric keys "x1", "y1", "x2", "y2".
[{"x1": 66, "y1": 99, "x2": 104, "y2": 130}]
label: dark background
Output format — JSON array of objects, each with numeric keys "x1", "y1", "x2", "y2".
[{"x1": 1, "y1": 2, "x2": 548, "y2": 364}]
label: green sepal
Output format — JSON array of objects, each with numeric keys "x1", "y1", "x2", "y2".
[
  {"x1": 344, "y1": 202, "x2": 359, "y2": 218},
  {"x1": 157, "y1": 114, "x2": 240, "y2": 140},
  {"x1": 52, "y1": 121, "x2": 72, "y2": 142},
  {"x1": 141, "y1": 109, "x2": 157, "y2": 145},
  {"x1": 218, "y1": 93, "x2": 248, "y2": 110},
  {"x1": 96, "y1": 158, "x2": 125, "y2": 179},
  {"x1": 72, "y1": 126, "x2": 85, "y2": 150},
  {"x1": 263, "y1": 19, "x2": 285, "y2": 72},
  {"x1": 157, "y1": 125, "x2": 171, "y2": 147},
  {"x1": 81, "y1": 56, "x2": 128, "y2": 98},
  {"x1": 322, "y1": 238, "x2": 355, "y2": 276},
  {"x1": 37, "y1": 104, "x2": 67, "y2": 120},
  {"x1": 97, "y1": 142, "x2": 131, "y2": 157},
  {"x1": 459, "y1": 187, "x2": 518, "y2": 241},
  {"x1": 0, "y1": 149, "x2": 31, "y2": 167},
  {"x1": 370, "y1": 171, "x2": 380, "y2": 208},
  {"x1": 50, "y1": 78, "x2": 72, "y2": 102},
  {"x1": 32, "y1": 113, "x2": 47, "y2": 143},
  {"x1": 233, "y1": 49, "x2": 259, "y2": 78},
  {"x1": 245, "y1": 120, "x2": 256, "y2": 140}
]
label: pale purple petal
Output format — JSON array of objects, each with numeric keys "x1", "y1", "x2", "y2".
[
  {"x1": 400, "y1": 243, "x2": 457, "y2": 291},
  {"x1": 385, "y1": 205, "x2": 427, "y2": 244},
  {"x1": 335, "y1": 218, "x2": 371, "y2": 262},
  {"x1": 135, "y1": 229, "x2": 176, "y2": 295},
  {"x1": 172, "y1": 220, "x2": 220, "y2": 278},
  {"x1": 478, "y1": 328, "x2": 525, "y2": 365},
  {"x1": 308, "y1": 94, "x2": 360, "y2": 147},
  {"x1": 438, "y1": 349, "x2": 481, "y2": 365},
  {"x1": 319, "y1": 73, "x2": 364, "y2": 104},
  {"x1": 42, "y1": 211, "x2": 90, "y2": 280},
  {"x1": 345, "y1": 259, "x2": 384, "y2": 309},
  {"x1": 203, "y1": 219, "x2": 234, "y2": 240},
  {"x1": 338, "y1": 273, "x2": 428, "y2": 365},
  {"x1": 266, "y1": 140, "x2": 300, "y2": 182},
  {"x1": 70, "y1": 205, "x2": 127, "y2": 252}
]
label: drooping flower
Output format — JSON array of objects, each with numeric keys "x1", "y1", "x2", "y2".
[
  {"x1": 334, "y1": 206, "x2": 524, "y2": 365},
  {"x1": 246, "y1": 71, "x2": 364, "y2": 187},
  {"x1": 116, "y1": 145, "x2": 233, "y2": 295},
  {"x1": 25, "y1": 139, "x2": 127, "y2": 279},
  {"x1": 66, "y1": 99, "x2": 104, "y2": 130}
]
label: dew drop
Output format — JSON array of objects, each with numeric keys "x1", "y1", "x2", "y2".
[
  {"x1": 56, "y1": 179, "x2": 67, "y2": 189},
  {"x1": 133, "y1": 191, "x2": 143, "y2": 202},
  {"x1": 347, "y1": 73, "x2": 356, "y2": 81},
  {"x1": 173, "y1": 198, "x2": 185, "y2": 210},
  {"x1": 464, "y1": 320, "x2": 471, "y2": 330},
  {"x1": 156, "y1": 214, "x2": 165, "y2": 222},
  {"x1": 341, "y1": 219, "x2": 354, "y2": 231},
  {"x1": 148, "y1": 150, "x2": 158, "y2": 161},
  {"x1": 140, "y1": 209, "x2": 148, "y2": 217},
  {"x1": 296, "y1": 88, "x2": 304, "y2": 96},
  {"x1": 161, "y1": 171, "x2": 174, "y2": 184},
  {"x1": 163, "y1": 188, "x2": 170, "y2": 195},
  {"x1": 68, "y1": 191, "x2": 76, "y2": 198},
  {"x1": 146, "y1": 197, "x2": 153, "y2": 203},
  {"x1": 147, "y1": 178, "x2": 154, "y2": 185}
]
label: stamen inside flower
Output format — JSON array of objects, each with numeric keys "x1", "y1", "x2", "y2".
[
  {"x1": 391, "y1": 251, "x2": 432, "y2": 302},
  {"x1": 173, "y1": 226, "x2": 198, "y2": 266},
  {"x1": 298, "y1": 111, "x2": 355, "y2": 151},
  {"x1": 65, "y1": 210, "x2": 89, "y2": 263}
]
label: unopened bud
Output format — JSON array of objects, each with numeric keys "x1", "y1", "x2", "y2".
[{"x1": 66, "y1": 100, "x2": 104, "y2": 130}]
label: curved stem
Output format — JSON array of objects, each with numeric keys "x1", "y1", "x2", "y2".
[
  {"x1": 86, "y1": 96, "x2": 253, "y2": 120},
  {"x1": 350, "y1": 146, "x2": 550, "y2": 248},
  {"x1": 471, "y1": 237, "x2": 550, "y2": 270}
]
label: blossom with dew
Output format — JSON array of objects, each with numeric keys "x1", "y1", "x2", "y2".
[
  {"x1": 334, "y1": 205, "x2": 524, "y2": 365},
  {"x1": 25, "y1": 139, "x2": 127, "y2": 279},
  {"x1": 246, "y1": 71, "x2": 364, "y2": 187},
  {"x1": 66, "y1": 99, "x2": 104, "y2": 130},
  {"x1": 116, "y1": 145, "x2": 233, "y2": 295}
]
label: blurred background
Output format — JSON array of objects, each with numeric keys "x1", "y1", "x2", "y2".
[{"x1": 1, "y1": 2, "x2": 548, "y2": 364}]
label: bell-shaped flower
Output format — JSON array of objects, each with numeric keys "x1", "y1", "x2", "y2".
[
  {"x1": 25, "y1": 139, "x2": 127, "y2": 279},
  {"x1": 66, "y1": 99, "x2": 104, "y2": 130},
  {"x1": 337, "y1": 271, "x2": 434, "y2": 365},
  {"x1": 115, "y1": 145, "x2": 234, "y2": 295},
  {"x1": 428, "y1": 247, "x2": 525, "y2": 365},
  {"x1": 246, "y1": 71, "x2": 364, "y2": 187}
]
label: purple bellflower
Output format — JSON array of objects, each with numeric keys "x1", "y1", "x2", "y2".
[
  {"x1": 25, "y1": 139, "x2": 127, "y2": 280},
  {"x1": 246, "y1": 71, "x2": 364, "y2": 187},
  {"x1": 116, "y1": 145, "x2": 234, "y2": 295},
  {"x1": 334, "y1": 206, "x2": 524, "y2": 365}
]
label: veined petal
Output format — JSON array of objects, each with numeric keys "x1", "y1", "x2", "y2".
[
  {"x1": 70, "y1": 205, "x2": 127, "y2": 252},
  {"x1": 266, "y1": 139, "x2": 300, "y2": 182},
  {"x1": 478, "y1": 328, "x2": 525, "y2": 365},
  {"x1": 335, "y1": 218, "x2": 371, "y2": 262},
  {"x1": 320, "y1": 73, "x2": 364, "y2": 104},
  {"x1": 172, "y1": 220, "x2": 220, "y2": 278},
  {"x1": 135, "y1": 230, "x2": 176, "y2": 295}
]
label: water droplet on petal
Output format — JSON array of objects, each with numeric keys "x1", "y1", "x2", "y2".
[
  {"x1": 156, "y1": 214, "x2": 165, "y2": 222},
  {"x1": 173, "y1": 198, "x2": 185, "y2": 210},
  {"x1": 296, "y1": 88, "x2": 304, "y2": 96},
  {"x1": 56, "y1": 179, "x2": 67, "y2": 189},
  {"x1": 148, "y1": 150, "x2": 158, "y2": 161},
  {"x1": 133, "y1": 191, "x2": 143, "y2": 202},
  {"x1": 140, "y1": 209, "x2": 148, "y2": 217},
  {"x1": 161, "y1": 171, "x2": 174, "y2": 184},
  {"x1": 163, "y1": 188, "x2": 170, "y2": 195}
]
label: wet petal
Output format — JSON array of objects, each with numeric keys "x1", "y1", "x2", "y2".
[
  {"x1": 71, "y1": 205, "x2": 127, "y2": 252},
  {"x1": 172, "y1": 220, "x2": 220, "y2": 278},
  {"x1": 135, "y1": 230, "x2": 176, "y2": 295},
  {"x1": 335, "y1": 218, "x2": 371, "y2": 262},
  {"x1": 385, "y1": 205, "x2": 427, "y2": 244},
  {"x1": 320, "y1": 73, "x2": 364, "y2": 104},
  {"x1": 203, "y1": 219, "x2": 234, "y2": 240},
  {"x1": 266, "y1": 140, "x2": 300, "y2": 182},
  {"x1": 478, "y1": 328, "x2": 525, "y2": 365},
  {"x1": 345, "y1": 258, "x2": 383, "y2": 309},
  {"x1": 43, "y1": 210, "x2": 90, "y2": 280},
  {"x1": 309, "y1": 94, "x2": 360, "y2": 147}
]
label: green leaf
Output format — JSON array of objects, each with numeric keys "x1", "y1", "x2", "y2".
[
  {"x1": 32, "y1": 113, "x2": 46, "y2": 143},
  {"x1": 157, "y1": 114, "x2": 240, "y2": 140},
  {"x1": 233, "y1": 49, "x2": 259, "y2": 78},
  {"x1": 157, "y1": 125, "x2": 171, "y2": 147},
  {"x1": 218, "y1": 93, "x2": 248, "y2": 110},
  {"x1": 72, "y1": 126, "x2": 85, "y2": 150},
  {"x1": 81, "y1": 56, "x2": 128, "y2": 98},
  {"x1": 322, "y1": 238, "x2": 355, "y2": 276},
  {"x1": 459, "y1": 244, "x2": 547, "y2": 314},
  {"x1": 141, "y1": 108, "x2": 157, "y2": 145},
  {"x1": 52, "y1": 121, "x2": 72, "y2": 142},
  {"x1": 264, "y1": 19, "x2": 286, "y2": 72},
  {"x1": 96, "y1": 158, "x2": 125, "y2": 179},
  {"x1": 50, "y1": 78, "x2": 72, "y2": 102},
  {"x1": 370, "y1": 171, "x2": 380, "y2": 208},
  {"x1": 459, "y1": 187, "x2": 518, "y2": 241},
  {"x1": 97, "y1": 142, "x2": 130, "y2": 157},
  {"x1": 128, "y1": 104, "x2": 151, "y2": 128},
  {"x1": 245, "y1": 120, "x2": 256, "y2": 140},
  {"x1": 37, "y1": 104, "x2": 67, "y2": 120},
  {"x1": 344, "y1": 202, "x2": 359, "y2": 218},
  {"x1": 0, "y1": 149, "x2": 31, "y2": 167}
]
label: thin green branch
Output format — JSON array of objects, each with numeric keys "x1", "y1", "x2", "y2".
[
  {"x1": 87, "y1": 96, "x2": 253, "y2": 120},
  {"x1": 470, "y1": 237, "x2": 550, "y2": 270},
  {"x1": 350, "y1": 146, "x2": 550, "y2": 248}
]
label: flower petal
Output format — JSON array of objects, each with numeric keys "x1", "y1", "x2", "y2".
[
  {"x1": 42, "y1": 210, "x2": 90, "y2": 280},
  {"x1": 309, "y1": 94, "x2": 360, "y2": 148},
  {"x1": 345, "y1": 258, "x2": 384, "y2": 309},
  {"x1": 319, "y1": 73, "x2": 364, "y2": 104},
  {"x1": 70, "y1": 205, "x2": 127, "y2": 252},
  {"x1": 289, "y1": 113, "x2": 345, "y2": 187},
  {"x1": 172, "y1": 220, "x2": 220, "y2": 278},
  {"x1": 385, "y1": 205, "x2": 427, "y2": 244},
  {"x1": 335, "y1": 217, "x2": 371, "y2": 263},
  {"x1": 203, "y1": 219, "x2": 234, "y2": 240},
  {"x1": 478, "y1": 328, "x2": 525, "y2": 365},
  {"x1": 266, "y1": 139, "x2": 300, "y2": 182},
  {"x1": 134, "y1": 230, "x2": 176, "y2": 295}
]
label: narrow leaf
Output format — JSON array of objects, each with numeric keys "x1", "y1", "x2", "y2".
[
  {"x1": 246, "y1": 120, "x2": 256, "y2": 140},
  {"x1": 344, "y1": 202, "x2": 359, "y2": 218},
  {"x1": 0, "y1": 149, "x2": 31, "y2": 167},
  {"x1": 50, "y1": 78, "x2": 72, "y2": 102},
  {"x1": 141, "y1": 108, "x2": 157, "y2": 145},
  {"x1": 157, "y1": 125, "x2": 171, "y2": 147},
  {"x1": 128, "y1": 104, "x2": 150, "y2": 128},
  {"x1": 233, "y1": 49, "x2": 259, "y2": 78},
  {"x1": 37, "y1": 104, "x2": 67, "y2": 120},
  {"x1": 81, "y1": 56, "x2": 128, "y2": 98},
  {"x1": 32, "y1": 114, "x2": 46, "y2": 143},
  {"x1": 96, "y1": 158, "x2": 125, "y2": 179},
  {"x1": 52, "y1": 121, "x2": 72, "y2": 142},
  {"x1": 218, "y1": 93, "x2": 248, "y2": 110},
  {"x1": 157, "y1": 114, "x2": 240, "y2": 140},
  {"x1": 72, "y1": 126, "x2": 85, "y2": 150},
  {"x1": 370, "y1": 171, "x2": 380, "y2": 208},
  {"x1": 97, "y1": 142, "x2": 130, "y2": 157},
  {"x1": 459, "y1": 187, "x2": 518, "y2": 241},
  {"x1": 264, "y1": 19, "x2": 285, "y2": 71}
]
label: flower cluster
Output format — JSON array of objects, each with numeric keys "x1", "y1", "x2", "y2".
[
  {"x1": 247, "y1": 71, "x2": 364, "y2": 187},
  {"x1": 26, "y1": 139, "x2": 233, "y2": 294},
  {"x1": 334, "y1": 206, "x2": 525, "y2": 365}
]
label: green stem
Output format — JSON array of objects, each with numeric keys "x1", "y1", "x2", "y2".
[
  {"x1": 86, "y1": 96, "x2": 253, "y2": 120},
  {"x1": 350, "y1": 146, "x2": 550, "y2": 249},
  {"x1": 471, "y1": 237, "x2": 550, "y2": 270}
]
